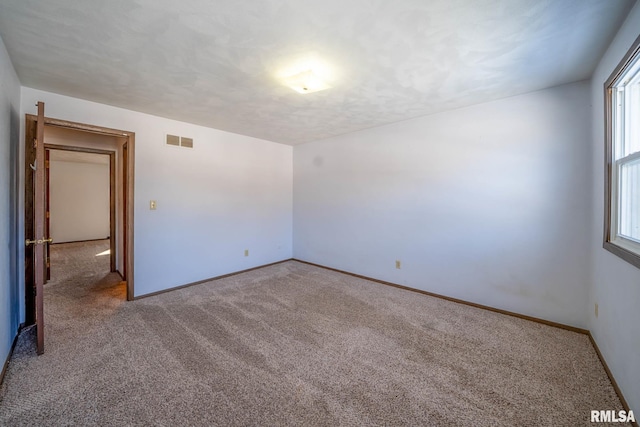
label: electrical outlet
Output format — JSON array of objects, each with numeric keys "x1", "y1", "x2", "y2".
[
  {"x1": 395, "y1": 260, "x2": 401, "y2": 269},
  {"x1": 244, "y1": 249, "x2": 249, "y2": 257},
  {"x1": 150, "y1": 200, "x2": 157, "y2": 210},
  {"x1": 595, "y1": 303, "x2": 598, "y2": 318}
]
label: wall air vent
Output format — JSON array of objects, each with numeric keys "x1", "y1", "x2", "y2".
[
  {"x1": 166, "y1": 134, "x2": 180, "y2": 146},
  {"x1": 166, "y1": 134, "x2": 194, "y2": 148}
]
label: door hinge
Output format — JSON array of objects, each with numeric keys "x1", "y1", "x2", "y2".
[
  {"x1": 46, "y1": 211, "x2": 50, "y2": 219},
  {"x1": 46, "y1": 257, "x2": 50, "y2": 268},
  {"x1": 33, "y1": 138, "x2": 37, "y2": 149},
  {"x1": 45, "y1": 160, "x2": 49, "y2": 168}
]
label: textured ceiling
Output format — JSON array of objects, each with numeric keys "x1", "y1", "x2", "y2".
[{"x1": 0, "y1": 0, "x2": 634, "y2": 145}]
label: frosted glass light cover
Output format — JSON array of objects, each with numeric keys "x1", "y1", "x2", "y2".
[{"x1": 284, "y1": 70, "x2": 331, "y2": 94}]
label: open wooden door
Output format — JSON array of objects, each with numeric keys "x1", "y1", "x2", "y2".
[{"x1": 25, "y1": 101, "x2": 48, "y2": 354}]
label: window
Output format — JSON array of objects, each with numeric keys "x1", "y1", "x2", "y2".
[{"x1": 605, "y1": 34, "x2": 640, "y2": 269}]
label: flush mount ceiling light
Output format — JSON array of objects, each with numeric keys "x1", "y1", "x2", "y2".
[
  {"x1": 283, "y1": 69, "x2": 331, "y2": 94},
  {"x1": 277, "y1": 53, "x2": 335, "y2": 94}
]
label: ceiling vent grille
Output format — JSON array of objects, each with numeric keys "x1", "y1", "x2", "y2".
[{"x1": 166, "y1": 134, "x2": 194, "y2": 149}]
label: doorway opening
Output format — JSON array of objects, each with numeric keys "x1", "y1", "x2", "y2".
[
  {"x1": 24, "y1": 114, "x2": 135, "y2": 333},
  {"x1": 46, "y1": 145, "x2": 116, "y2": 277}
]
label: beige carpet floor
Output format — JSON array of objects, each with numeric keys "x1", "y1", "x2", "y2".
[{"x1": 0, "y1": 240, "x2": 629, "y2": 426}]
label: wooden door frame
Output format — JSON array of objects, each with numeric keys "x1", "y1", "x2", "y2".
[
  {"x1": 122, "y1": 142, "x2": 129, "y2": 279},
  {"x1": 45, "y1": 144, "x2": 118, "y2": 273},
  {"x1": 25, "y1": 115, "x2": 135, "y2": 326},
  {"x1": 45, "y1": 149, "x2": 51, "y2": 282}
]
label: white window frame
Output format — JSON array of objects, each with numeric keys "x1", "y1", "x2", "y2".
[{"x1": 604, "y1": 34, "x2": 640, "y2": 269}]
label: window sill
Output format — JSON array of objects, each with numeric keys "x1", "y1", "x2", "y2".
[{"x1": 603, "y1": 240, "x2": 640, "y2": 270}]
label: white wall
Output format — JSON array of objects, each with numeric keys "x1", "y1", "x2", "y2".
[
  {"x1": 0, "y1": 35, "x2": 21, "y2": 370},
  {"x1": 294, "y1": 81, "x2": 592, "y2": 329},
  {"x1": 49, "y1": 159, "x2": 110, "y2": 243},
  {"x1": 20, "y1": 88, "x2": 293, "y2": 298},
  {"x1": 590, "y1": 1, "x2": 640, "y2": 414}
]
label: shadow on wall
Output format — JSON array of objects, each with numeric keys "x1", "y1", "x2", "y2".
[{"x1": 9, "y1": 103, "x2": 20, "y2": 331}]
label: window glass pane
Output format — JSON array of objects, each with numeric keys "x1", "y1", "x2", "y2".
[
  {"x1": 619, "y1": 157, "x2": 640, "y2": 242},
  {"x1": 624, "y1": 80, "x2": 640, "y2": 157}
]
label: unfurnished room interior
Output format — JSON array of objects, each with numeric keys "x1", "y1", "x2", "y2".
[{"x1": 1, "y1": 1, "x2": 640, "y2": 425}]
